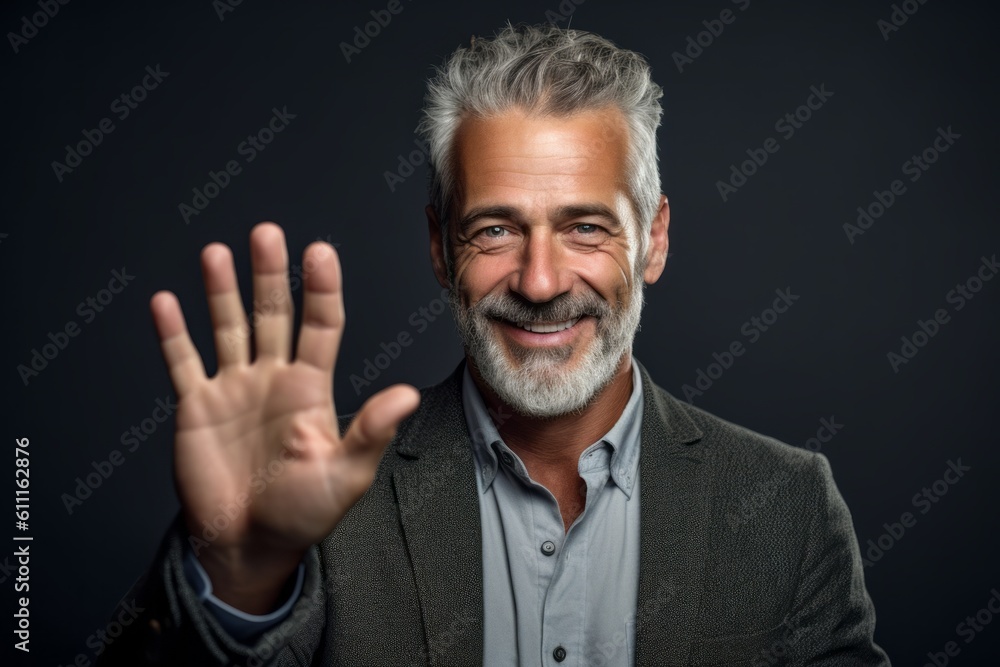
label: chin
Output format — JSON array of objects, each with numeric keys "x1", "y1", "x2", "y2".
[{"x1": 479, "y1": 338, "x2": 623, "y2": 419}]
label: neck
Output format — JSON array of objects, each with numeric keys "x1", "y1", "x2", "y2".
[{"x1": 466, "y1": 352, "x2": 634, "y2": 469}]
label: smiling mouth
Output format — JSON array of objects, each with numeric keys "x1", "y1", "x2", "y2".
[{"x1": 512, "y1": 316, "x2": 582, "y2": 333}]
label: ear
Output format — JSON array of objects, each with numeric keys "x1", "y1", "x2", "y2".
[
  {"x1": 642, "y1": 194, "x2": 670, "y2": 285},
  {"x1": 427, "y1": 204, "x2": 450, "y2": 288}
]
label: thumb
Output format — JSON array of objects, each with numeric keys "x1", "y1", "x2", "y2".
[{"x1": 342, "y1": 384, "x2": 421, "y2": 464}]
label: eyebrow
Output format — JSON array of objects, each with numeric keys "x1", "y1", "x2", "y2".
[{"x1": 457, "y1": 202, "x2": 622, "y2": 234}]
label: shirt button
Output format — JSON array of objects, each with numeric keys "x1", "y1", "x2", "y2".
[
  {"x1": 553, "y1": 646, "x2": 567, "y2": 662},
  {"x1": 500, "y1": 451, "x2": 514, "y2": 467},
  {"x1": 540, "y1": 540, "x2": 556, "y2": 556}
]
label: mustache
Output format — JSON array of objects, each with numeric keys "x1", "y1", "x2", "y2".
[{"x1": 470, "y1": 290, "x2": 612, "y2": 324}]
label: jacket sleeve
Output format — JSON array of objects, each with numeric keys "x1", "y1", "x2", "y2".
[
  {"x1": 96, "y1": 515, "x2": 327, "y2": 667},
  {"x1": 783, "y1": 453, "x2": 892, "y2": 666}
]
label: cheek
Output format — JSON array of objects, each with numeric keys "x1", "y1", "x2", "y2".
[
  {"x1": 452, "y1": 249, "x2": 513, "y2": 303},
  {"x1": 571, "y1": 249, "x2": 631, "y2": 301}
]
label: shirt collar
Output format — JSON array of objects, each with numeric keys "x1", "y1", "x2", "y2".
[{"x1": 462, "y1": 356, "x2": 644, "y2": 498}]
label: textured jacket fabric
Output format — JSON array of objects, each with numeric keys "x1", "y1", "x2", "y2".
[{"x1": 99, "y1": 358, "x2": 891, "y2": 666}]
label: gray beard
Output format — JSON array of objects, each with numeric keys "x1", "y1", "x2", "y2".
[{"x1": 449, "y1": 276, "x2": 645, "y2": 418}]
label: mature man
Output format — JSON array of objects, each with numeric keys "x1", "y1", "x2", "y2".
[{"x1": 102, "y1": 23, "x2": 890, "y2": 666}]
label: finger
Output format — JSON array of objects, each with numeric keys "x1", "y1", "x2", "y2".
[
  {"x1": 250, "y1": 222, "x2": 294, "y2": 361},
  {"x1": 295, "y1": 241, "x2": 343, "y2": 374},
  {"x1": 202, "y1": 243, "x2": 251, "y2": 368},
  {"x1": 342, "y1": 385, "x2": 421, "y2": 466},
  {"x1": 150, "y1": 291, "x2": 207, "y2": 396}
]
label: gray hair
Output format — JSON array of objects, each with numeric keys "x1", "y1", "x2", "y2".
[{"x1": 416, "y1": 22, "x2": 664, "y2": 273}]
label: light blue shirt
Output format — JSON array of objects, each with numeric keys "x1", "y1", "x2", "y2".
[
  {"x1": 187, "y1": 357, "x2": 644, "y2": 665},
  {"x1": 465, "y1": 357, "x2": 643, "y2": 667}
]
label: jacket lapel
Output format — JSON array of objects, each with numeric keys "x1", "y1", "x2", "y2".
[
  {"x1": 392, "y1": 361, "x2": 485, "y2": 666},
  {"x1": 633, "y1": 360, "x2": 709, "y2": 667}
]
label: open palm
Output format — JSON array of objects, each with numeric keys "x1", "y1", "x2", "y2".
[{"x1": 149, "y1": 222, "x2": 419, "y2": 610}]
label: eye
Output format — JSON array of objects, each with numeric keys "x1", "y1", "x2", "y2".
[
  {"x1": 468, "y1": 224, "x2": 516, "y2": 249},
  {"x1": 480, "y1": 226, "x2": 507, "y2": 238},
  {"x1": 572, "y1": 223, "x2": 608, "y2": 238},
  {"x1": 567, "y1": 222, "x2": 609, "y2": 246}
]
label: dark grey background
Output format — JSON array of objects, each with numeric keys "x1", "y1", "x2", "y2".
[{"x1": 3, "y1": 0, "x2": 998, "y2": 664}]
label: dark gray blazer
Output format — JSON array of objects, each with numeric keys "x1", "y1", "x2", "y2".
[{"x1": 101, "y1": 358, "x2": 891, "y2": 666}]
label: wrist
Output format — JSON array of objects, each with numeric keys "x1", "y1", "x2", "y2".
[{"x1": 191, "y1": 538, "x2": 305, "y2": 614}]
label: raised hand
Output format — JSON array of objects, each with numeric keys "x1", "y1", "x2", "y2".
[{"x1": 149, "y1": 222, "x2": 420, "y2": 613}]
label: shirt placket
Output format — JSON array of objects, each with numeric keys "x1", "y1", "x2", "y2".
[{"x1": 500, "y1": 444, "x2": 610, "y2": 667}]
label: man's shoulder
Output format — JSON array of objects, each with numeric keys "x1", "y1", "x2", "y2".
[
  {"x1": 644, "y1": 374, "x2": 842, "y2": 536},
  {"x1": 669, "y1": 388, "x2": 810, "y2": 460},
  {"x1": 644, "y1": 372, "x2": 824, "y2": 484}
]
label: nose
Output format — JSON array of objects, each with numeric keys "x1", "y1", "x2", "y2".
[{"x1": 509, "y1": 229, "x2": 571, "y2": 303}]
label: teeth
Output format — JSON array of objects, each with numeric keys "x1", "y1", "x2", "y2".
[{"x1": 518, "y1": 317, "x2": 580, "y2": 333}]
